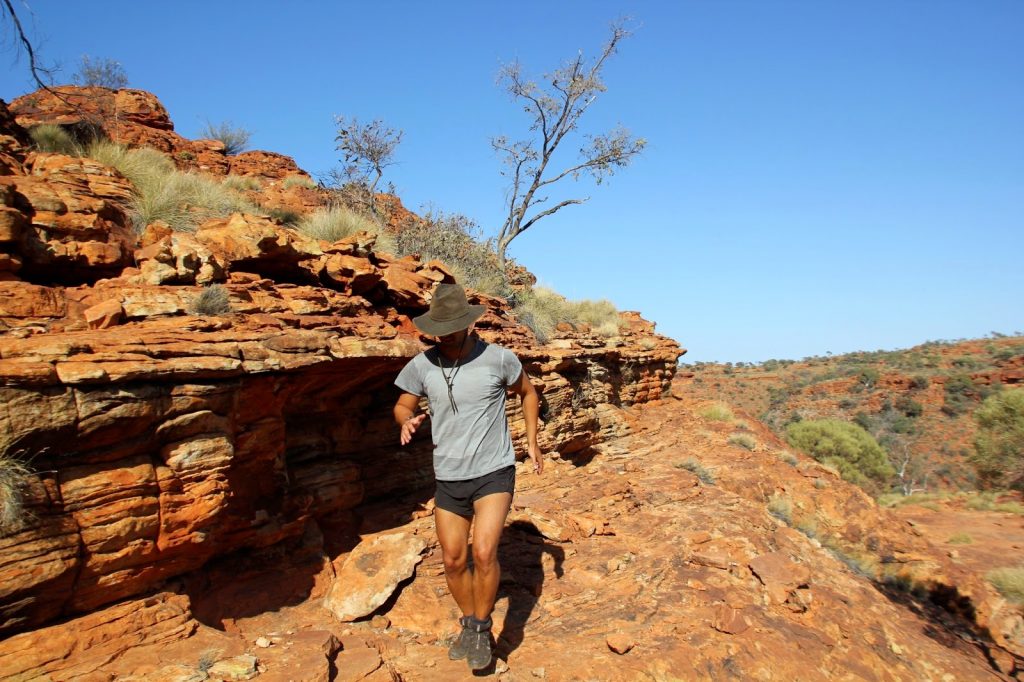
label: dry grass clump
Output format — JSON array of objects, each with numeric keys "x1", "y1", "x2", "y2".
[
  {"x1": 222, "y1": 175, "x2": 261, "y2": 191},
  {"x1": 29, "y1": 124, "x2": 79, "y2": 154},
  {"x1": 728, "y1": 433, "x2": 757, "y2": 450},
  {"x1": 675, "y1": 457, "x2": 715, "y2": 485},
  {"x1": 699, "y1": 402, "x2": 734, "y2": 422},
  {"x1": 987, "y1": 567, "x2": 1024, "y2": 603},
  {"x1": 767, "y1": 492, "x2": 792, "y2": 523},
  {"x1": 511, "y1": 287, "x2": 623, "y2": 344},
  {"x1": 947, "y1": 532, "x2": 973, "y2": 545},
  {"x1": 0, "y1": 453, "x2": 33, "y2": 535},
  {"x1": 283, "y1": 175, "x2": 317, "y2": 190},
  {"x1": 189, "y1": 284, "x2": 231, "y2": 316},
  {"x1": 295, "y1": 205, "x2": 395, "y2": 253},
  {"x1": 86, "y1": 141, "x2": 256, "y2": 232}
]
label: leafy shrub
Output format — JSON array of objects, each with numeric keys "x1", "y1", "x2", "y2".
[
  {"x1": 971, "y1": 389, "x2": 1024, "y2": 490},
  {"x1": 987, "y1": 567, "x2": 1024, "y2": 603},
  {"x1": 267, "y1": 207, "x2": 301, "y2": 226},
  {"x1": 0, "y1": 454, "x2": 33, "y2": 535},
  {"x1": 942, "y1": 373, "x2": 983, "y2": 416},
  {"x1": 189, "y1": 284, "x2": 230, "y2": 316},
  {"x1": 894, "y1": 396, "x2": 924, "y2": 418},
  {"x1": 283, "y1": 175, "x2": 317, "y2": 190},
  {"x1": 73, "y1": 55, "x2": 128, "y2": 89},
  {"x1": 786, "y1": 419, "x2": 895, "y2": 493},
  {"x1": 86, "y1": 141, "x2": 255, "y2": 232},
  {"x1": 29, "y1": 124, "x2": 79, "y2": 154},
  {"x1": 909, "y1": 375, "x2": 930, "y2": 390},
  {"x1": 676, "y1": 458, "x2": 715, "y2": 484},
  {"x1": 728, "y1": 433, "x2": 757, "y2": 450},
  {"x1": 700, "y1": 403, "x2": 734, "y2": 422},
  {"x1": 295, "y1": 205, "x2": 395, "y2": 253},
  {"x1": 394, "y1": 210, "x2": 508, "y2": 297},
  {"x1": 201, "y1": 121, "x2": 252, "y2": 155}
]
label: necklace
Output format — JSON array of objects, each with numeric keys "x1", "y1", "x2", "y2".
[{"x1": 438, "y1": 336, "x2": 469, "y2": 413}]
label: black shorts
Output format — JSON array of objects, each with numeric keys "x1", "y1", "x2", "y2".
[{"x1": 435, "y1": 465, "x2": 516, "y2": 517}]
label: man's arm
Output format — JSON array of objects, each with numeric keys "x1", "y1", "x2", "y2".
[
  {"x1": 394, "y1": 392, "x2": 426, "y2": 446},
  {"x1": 510, "y1": 370, "x2": 544, "y2": 474}
]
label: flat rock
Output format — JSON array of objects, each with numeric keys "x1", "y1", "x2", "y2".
[{"x1": 323, "y1": 532, "x2": 427, "y2": 622}]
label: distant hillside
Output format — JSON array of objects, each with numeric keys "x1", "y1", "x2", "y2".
[{"x1": 679, "y1": 335, "x2": 1024, "y2": 492}]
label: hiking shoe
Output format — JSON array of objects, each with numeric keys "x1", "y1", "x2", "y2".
[
  {"x1": 465, "y1": 628, "x2": 493, "y2": 671},
  {"x1": 448, "y1": 616, "x2": 474, "y2": 660}
]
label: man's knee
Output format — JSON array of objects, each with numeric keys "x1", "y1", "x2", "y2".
[
  {"x1": 442, "y1": 548, "x2": 469, "y2": 574},
  {"x1": 471, "y1": 541, "x2": 499, "y2": 571}
]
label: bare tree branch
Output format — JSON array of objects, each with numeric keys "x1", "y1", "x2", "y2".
[
  {"x1": 1, "y1": 0, "x2": 68, "y2": 103},
  {"x1": 491, "y1": 20, "x2": 645, "y2": 267}
]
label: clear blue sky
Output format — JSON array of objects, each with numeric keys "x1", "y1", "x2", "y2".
[{"x1": 2, "y1": 1, "x2": 1021, "y2": 362}]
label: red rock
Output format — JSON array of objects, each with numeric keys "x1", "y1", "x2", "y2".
[
  {"x1": 712, "y1": 605, "x2": 751, "y2": 635},
  {"x1": 323, "y1": 532, "x2": 427, "y2": 622},
  {"x1": 605, "y1": 632, "x2": 635, "y2": 654},
  {"x1": 84, "y1": 298, "x2": 124, "y2": 329},
  {"x1": 0, "y1": 281, "x2": 66, "y2": 318}
]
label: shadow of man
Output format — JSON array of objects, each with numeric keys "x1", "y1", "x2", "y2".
[{"x1": 493, "y1": 520, "x2": 565, "y2": 661}]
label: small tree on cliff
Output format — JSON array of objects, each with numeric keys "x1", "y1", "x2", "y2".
[
  {"x1": 492, "y1": 20, "x2": 646, "y2": 268},
  {"x1": 333, "y1": 116, "x2": 403, "y2": 217},
  {"x1": 971, "y1": 389, "x2": 1024, "y2": 491},
  {"x1": 73, "y1": 55, "x2": 129, "y2": 89}
]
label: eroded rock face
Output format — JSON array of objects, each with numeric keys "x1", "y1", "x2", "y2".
[{"x1": 0, "y1": 84, "x2": 692, "y2": 676}]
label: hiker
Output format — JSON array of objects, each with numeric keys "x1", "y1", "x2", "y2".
[{"x1": 393, "y1": 282, "x2": 543, "y2": 671}]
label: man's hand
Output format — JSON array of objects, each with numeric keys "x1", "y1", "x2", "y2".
[
  {"x1": 400, "y1": 414, "x2": 426, "y2": 445},
  {"x1": 528, "y1": 442, "x2": 544, "y2": 474}
]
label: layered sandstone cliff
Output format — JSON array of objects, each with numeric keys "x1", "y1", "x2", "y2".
[{"x1": 0, "y1": 90, "x2": 680, "y2": 641}]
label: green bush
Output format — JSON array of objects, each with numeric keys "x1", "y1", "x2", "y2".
[
  {"x1": 201, "y1": 121, "x2": 252, "y2": 155},
  {"x1": 29, "y1": 124, "x2": 79, "y2": 154},
  {"x1": 895, "y1": 396, "x2": 924, "y2": 418},
  {"x1": 267, "y1": 207, "x2": 301, "y2": 226},
  {"x1": 786, "y1": 419, "x2": 895, "y2": 493},
  {"x1": 295, "y1": 205, "x2": 395, "y2": 253},
  {"x1": 971, "y1": 389, "x2": 1024, "y2": 491}
]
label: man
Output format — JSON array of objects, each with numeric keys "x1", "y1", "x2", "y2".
[{"x1": 393, "y1": 282, "x2": 542, "y2": 671}]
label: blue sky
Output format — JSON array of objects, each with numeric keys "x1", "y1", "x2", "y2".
[{"x1": 2, "y1": 1, "x2": 1021, "y2": 362}]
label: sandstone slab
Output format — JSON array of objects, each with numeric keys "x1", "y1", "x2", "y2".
[{"x1": 324, "y1": 532, "x2": 427, "y2": 622}]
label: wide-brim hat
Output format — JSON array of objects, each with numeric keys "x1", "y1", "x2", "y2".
[{"x1": 413, "y1": 283, "x2": 486, "y2": 337}]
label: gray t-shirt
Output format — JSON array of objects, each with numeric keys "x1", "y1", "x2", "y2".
[{"x1": 395, "y1": 339, "x2": 523, "y2": 481}]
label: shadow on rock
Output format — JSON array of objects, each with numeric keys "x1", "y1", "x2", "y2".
[{"x1": 493, "y1": 520, "x2": 565, "y2": 660}]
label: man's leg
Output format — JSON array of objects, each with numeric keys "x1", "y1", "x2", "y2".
[
  {"x1": 435, "y1": 506, "x2": 474, "y2": 617},
  {"x1": 470, "y1": 492, "x2": 512, "y2": 620}
]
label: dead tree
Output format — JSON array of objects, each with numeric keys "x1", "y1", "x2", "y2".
[{"x1": 492, "y1": 21, "x2": 646, "y2": 267}]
